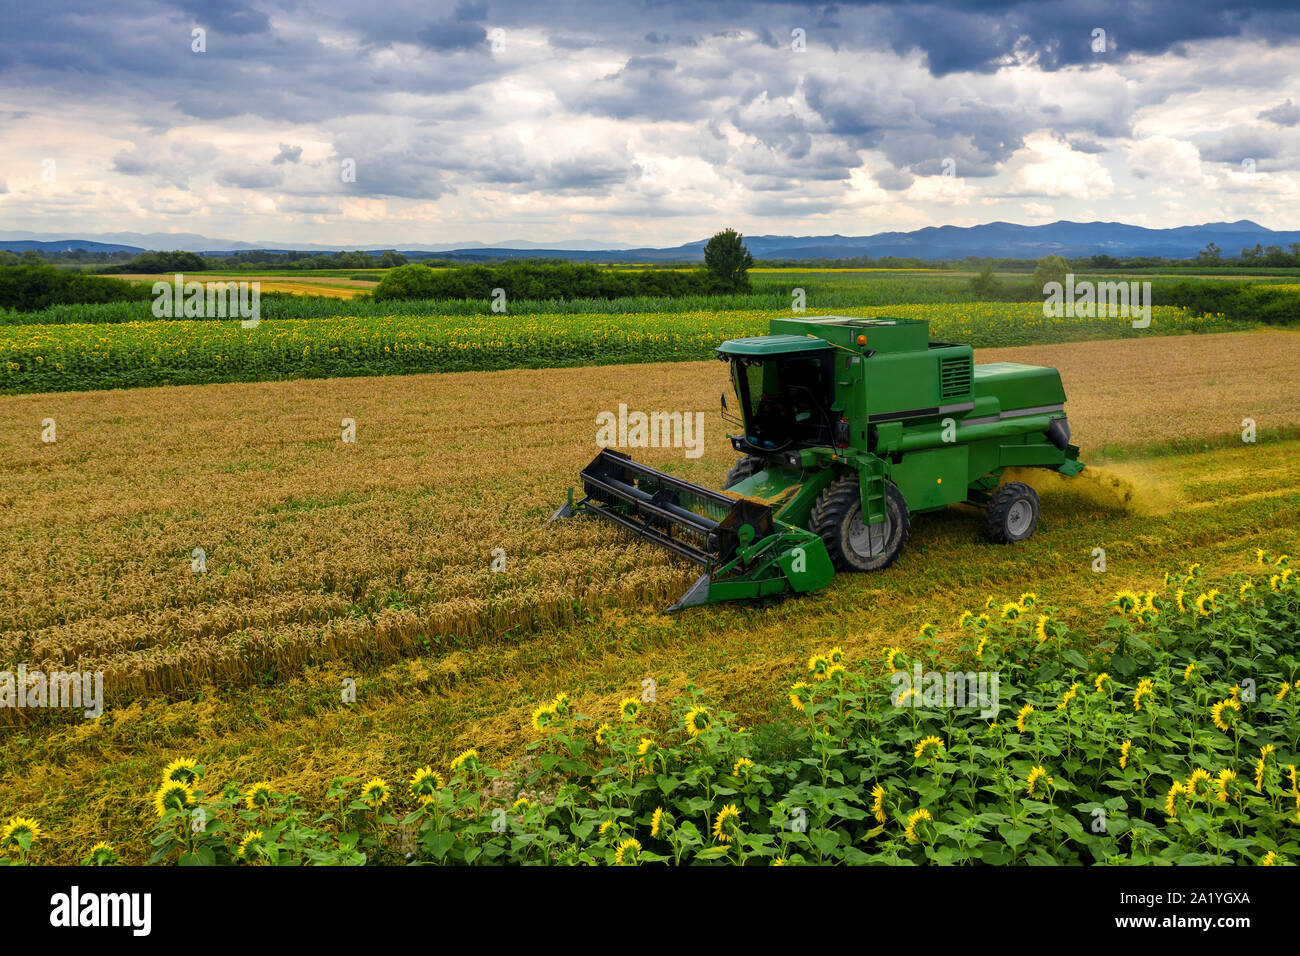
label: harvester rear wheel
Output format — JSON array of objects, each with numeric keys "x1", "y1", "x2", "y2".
[
  {"x1": 810, "y1": 477, "x2": 909, "y2": 573},
  {"x1": 985, "y1": 482, "x2": 1040, "y2": 543},
  {"x1": 722, "y1": 455, "x2": 766, "y2": 490}
]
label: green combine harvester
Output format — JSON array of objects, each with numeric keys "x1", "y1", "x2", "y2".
[{"x1": 551, "y1": 315, "x2": 1083, "y2": 610}]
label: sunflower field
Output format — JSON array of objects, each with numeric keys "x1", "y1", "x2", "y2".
[
  {"x1": 0, "y1": 303, "x2": 1232, "y2": 393},
  {"x1": 5, "y1": 554, "x2": 1296, "y2": 866}
]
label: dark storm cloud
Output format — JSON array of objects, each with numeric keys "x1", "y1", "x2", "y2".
[
  {"x1": 416, "y1": 0, "x2": 489, "y2": 52},
  {"x1": 272, "y1": 143, "x2": 303, "y2": 165},
  {"x1": 799, "y1": 74, "x2": 1029, "y2": 177},
  {"x1": 175, "y1": 0, "x2": 271, "y2": 35},
  {"x1": 865, "y1": 0, "x2": 1300, "y2": 75},
  {"x1": 1066, "y1": 136, "x2": 1108, "y2": 154},
  {"x1": 1259, "y1": 99, "x2": 1300, "y2": 126},
  {"x1": 1198, "y1": 126, "x2": 1299, "y2": 171},
  {"x1": 573, "y1": 54, "x2": 710, "y2": 121}
]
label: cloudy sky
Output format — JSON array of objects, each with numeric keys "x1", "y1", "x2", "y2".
[{"x1": 2, "y1": 0, "x2": 1299, "y2": 247}]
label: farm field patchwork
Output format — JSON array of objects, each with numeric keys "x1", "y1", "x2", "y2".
[
  {"x1": 111, "y1": 273, "x2": 380, "y2": 298},
  {"x1": 1, "y1": 329, "x2": 1298, "y2": 859},
  {"x1": 0, "y1": 302, "x2": 1236, "y2": 393}
]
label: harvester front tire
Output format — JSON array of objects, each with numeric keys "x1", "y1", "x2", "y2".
[
  {"x1": 723, "y1": 455, "x2": 766, "y2": 490},
  {"x1": 810, "y1": 477, "x2": 909, "y2": 573},
  {"x1": 986, "y1": 482, "x2": 1040, "y2": 543}
]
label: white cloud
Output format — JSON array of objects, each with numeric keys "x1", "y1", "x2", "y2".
[
  {"x1": 1004, "y1": 133, "x2": 1114, "y2": 199},
  {"x1": 1125, "y1": 135, "x2": 1205, "y2": 186}
]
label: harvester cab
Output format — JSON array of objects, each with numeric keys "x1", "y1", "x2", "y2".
[{"x1": 550, "y1": 315, "x2": 1083, "y2": 610}]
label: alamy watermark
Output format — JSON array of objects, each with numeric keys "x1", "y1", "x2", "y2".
[
  {"x1": 595, "y1": 404, "x2": 705, "y2": 458},
  {"x1": 152, "y1": 273, "x2": 261, "y2": 327},
  {"x1": 1043, "y1": 274, "x2": 1151, "y2": 328},
  {"x1": 891, "y1": 663, "x2": 999, "y2": 719},
  {"x1": 1, "y1": 666, "x2": 104, "y2": 718}
]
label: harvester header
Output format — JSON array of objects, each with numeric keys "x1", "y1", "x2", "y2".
[{"x1": 552, "y1": 315, "x2": 1083, "y2": 610}]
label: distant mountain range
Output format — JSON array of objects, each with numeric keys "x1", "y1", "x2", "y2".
[{"x1": 4, "y1": 220, "x2": 1299, "y2": 262}]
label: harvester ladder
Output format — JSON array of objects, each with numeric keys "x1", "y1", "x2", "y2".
[{"x1": 860, "y1": 460, "x2": 888, "y2": 525}]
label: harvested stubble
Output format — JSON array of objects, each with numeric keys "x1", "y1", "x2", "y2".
[{"x1": 1, "y1": 330, "x2": 1299, "y2": 708}]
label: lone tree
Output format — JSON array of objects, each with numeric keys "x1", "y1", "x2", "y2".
[
  {"x1": 1031, "y1": 254, "x2": 1069, "y2": 291},
  {"x1": 703, "y1": 228, "x2": 754, "y2": 291}
]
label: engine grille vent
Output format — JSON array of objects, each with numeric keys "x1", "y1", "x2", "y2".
[{"x1": 940, "y1": 356, "x2": 973, "y2": 399}]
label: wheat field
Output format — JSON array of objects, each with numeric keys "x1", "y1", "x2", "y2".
[{"x1": 2, "y1": 329, "x2": 1298, "y2": 700}]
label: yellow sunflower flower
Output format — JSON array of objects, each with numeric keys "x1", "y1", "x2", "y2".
[
  {"x1": 1186, "y1": 768, "x2": 1212, "y2": 799},
  {"x1": 1211, "y1": 698, "x2": 1241, "y2": 732},
  {"x1": 1256, "y1": 744, "x2": 1275, "y2": 789},
  {"x1": 870, "y1": 784, "x2": 887, "y2": 824},
  {"x1": 904, "y1": 808, "x2": 932, "y2": 844},
  {"x1": 85, "y1": 841, "x2": 118, "y2": 865},
  {"x1": 712, "y1": 803, "x2": 742, "y2": 843},
  {"x1": 914, "y1": 735, "x2": 945, "y2": 761},
  {"x1": 531, "y1": 702, "x2": 558, "y2": 732},
  {"x1": 1133, "y1": 679, "x2": 1155, "y2": 711},
  {"x1": 1215, "y1": 769, "x2": 1237, "y2": 803},
  {"x1": 1113, "y1": 590, "x2": 1140, "y2": 613},
  {"x1": 449, "y1": 748, "x2": 481, "y2": 774},
  {"x1": 1165, "y1": 781, "x2": 1185, "y2": 818},
  {"x1": 154, "y1": 781, "x2": 194, "y2": 817},
  {"x1": 684, "y1": 707, "x2": 711, "y2": 737},
  {"x1": 243, "y1": 781, "x2": 273, "y2": 811},
  {"x1": 650, "y1": 807, "x2": 664, "y2": 838},
  {"x1": 359, "y1": 777, "x2": 390, "y2": 809},
  {"x1": 1, "y1": 816, "x2": 42, "y2": 845},
  {"x1": 1016, "y1": 703, "x2": 1034, "y2": 732},
  {"x1": 1057, "y1": 683, "x2": 1080, "y2": 710},
  {"x1": 161, "y1": 758, "x2": 199, "y2": 786},
  {"x1": 614, "y1": 838, "x2": 641, "y2": 865},
  {"x1": 1026, "y1": 765, "x2": 1053, "y2": 797},
  {"x1": 409, "y1": 766, "x2": 444, "y2": 804},
  {"x1": 238, "y1": 830, "x2": 263, "y2": 859},
  {"x1": 788, "y1": 681, "x2": 811, "y2": 713}
]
